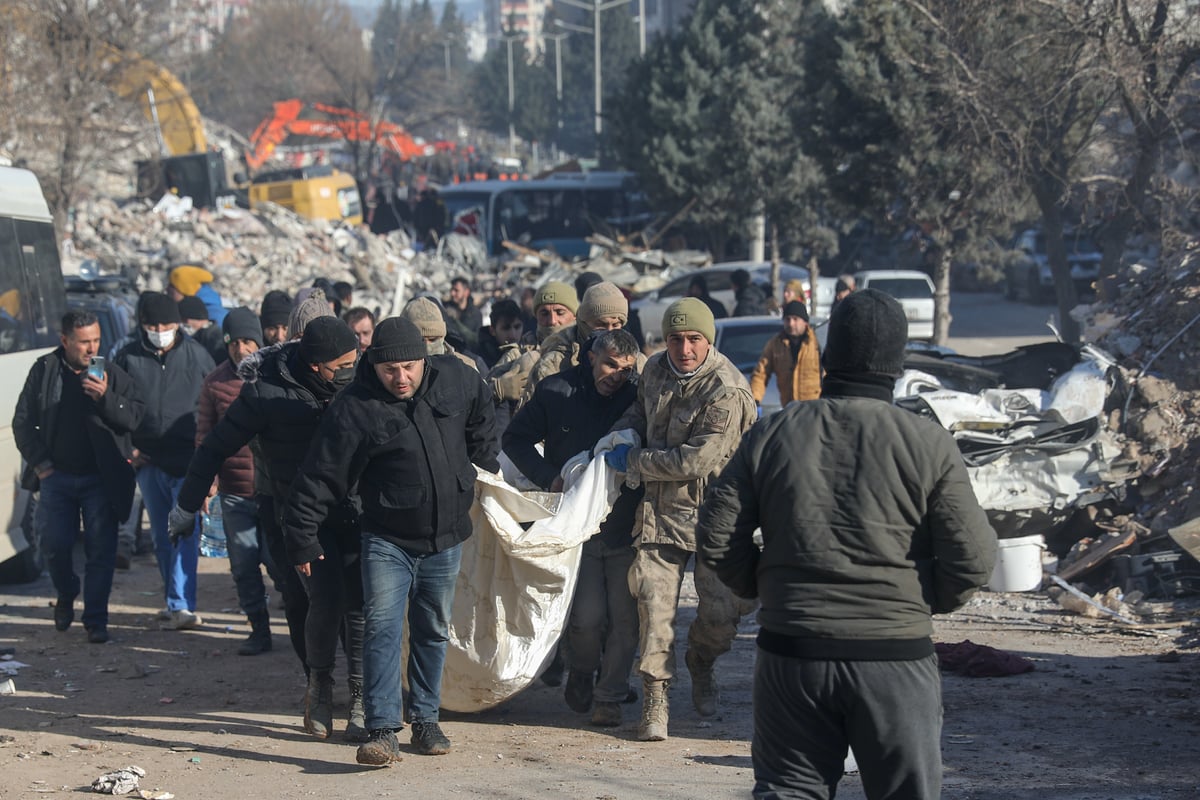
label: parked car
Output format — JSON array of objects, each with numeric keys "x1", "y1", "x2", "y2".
[
  {"x1": 854, "y1": 270, "x2": 936, "y2": 340},
  {"x1": 713, "y1": 315, "x2": 830, "y2": 418},
  {"x1": 1004, "y1": 228, "x2": 1101, "y2": 305},
  {"x1": 633, "y1": 262, "x2": 837, "y2": 344}
]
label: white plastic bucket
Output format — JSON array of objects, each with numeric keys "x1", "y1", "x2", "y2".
[{"x1": 987, "y1": 534, "x2": 1046, "y2": 592}]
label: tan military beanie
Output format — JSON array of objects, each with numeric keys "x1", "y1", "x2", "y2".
[
  {"x1": 578, "y1": 281, "x2": 628, "y2": 326},
  {"x1": 533, "y1": 281, "x2": 579, "y2": 313},
  {"x1": 402, "y1": 297, "x2": 447, "y2": 338},
  {"x1": 662, "y1": 297, "x2": 716, "y2": 344}
]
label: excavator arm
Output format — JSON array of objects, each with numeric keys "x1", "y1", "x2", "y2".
[
  {"x1": 245, "y1": 99, "x2": 430, "y2": 170},
  {"x1": 103, "y1": 44, "x2": 207, "y2": 156}
]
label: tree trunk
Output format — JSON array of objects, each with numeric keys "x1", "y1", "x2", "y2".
[
  {"x1": 748, "y1": 208, "x2": 765, "y2": 262},
  {"x1": 1033, "y1": 179, "x2": 1081, "y2": 343},
  {"x1": 932, "y1": 245, "x2": 953, "y2": 346},
  {"x1": 768, "y1": 222, "x2": 781, "y2": 308}
]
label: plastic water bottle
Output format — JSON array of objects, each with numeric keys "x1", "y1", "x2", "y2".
[{"x1": 200, "y1": 496, "x2": 228, "y2": 558}]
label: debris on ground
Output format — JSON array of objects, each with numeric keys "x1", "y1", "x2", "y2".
[{"x1": 91, "y1": 765, "x2": 145, "y2": 795}]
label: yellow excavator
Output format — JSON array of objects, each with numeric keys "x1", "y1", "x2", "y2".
[{"x1": 112, "y1": 47, "x2": 361, "y2": 225}]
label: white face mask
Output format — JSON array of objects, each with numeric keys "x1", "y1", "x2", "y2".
[{"x1": 144, "y1": 327, "x2": 176, "y2": 350}]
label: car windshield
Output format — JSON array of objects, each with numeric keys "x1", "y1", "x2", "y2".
[
  {"x1": 659, "y1": 270, "x2": 732, "y2": 299},
  {"x1": 716, "y1": 322, "x2": 779, "y2": 370},
  {"x1": 866, "y1": 278, "x2": 931, "y2": 300}
]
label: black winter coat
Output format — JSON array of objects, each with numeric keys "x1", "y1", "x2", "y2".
[
  {"x1": 114, "y1": 331, "x2": 215, "y2": 477},
  {"x1": 284, "y1": 353, "x2": 499, "y2": 564},
  {"x1": 733, "y1": 284, "x2": 768, "y2": 317},
  {"x1": 13, "y1": 349, "x2": 144, "y2": 519},
  {"x1": 502, "y1": 361, "x2": 642, "y2": 547}
]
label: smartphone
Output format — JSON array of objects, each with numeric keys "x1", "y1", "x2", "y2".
[{"x1": 87, "y1": 356, "x2": 104, "y2": 381}]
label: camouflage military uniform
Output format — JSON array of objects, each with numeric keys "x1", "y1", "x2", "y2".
[
  {"x1": 611, "y1": 348, "x2": 757, "y2": 682},
  {"x1": 523, "y1": 326, "x2": 647, "y2": 406}
]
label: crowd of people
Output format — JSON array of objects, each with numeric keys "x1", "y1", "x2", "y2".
[{"x1": 14, "y1": 262, "x2": 998, "y2": 799}]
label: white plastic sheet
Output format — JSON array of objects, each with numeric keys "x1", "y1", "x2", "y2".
[{"x1": 440, "y1": 449, "x2": 628, "y2": 712}]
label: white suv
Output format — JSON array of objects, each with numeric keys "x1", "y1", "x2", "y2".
[{"x1": 854, "y1": 270, "x2": 936, "y2": 340}]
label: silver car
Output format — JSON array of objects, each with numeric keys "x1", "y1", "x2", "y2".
[{"x1": 713, "y1": 315, "x2": 829, "y2": 418}]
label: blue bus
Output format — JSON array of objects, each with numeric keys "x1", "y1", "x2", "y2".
[{"x1": 437, "y1": 171, "x2": 652, "y2": 259}]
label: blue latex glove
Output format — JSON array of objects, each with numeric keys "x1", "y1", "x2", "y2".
[{"x1": 603, "y1": 444, "x2": 632, "y2": 472}]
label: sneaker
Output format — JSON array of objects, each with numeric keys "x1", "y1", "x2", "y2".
[
  {"x1": 114, "y1": 552, "x2": 132, "y2": 571},
  {"x1": 564, "y1": 670, "x2": 594, "y2": 713},
  {"x1": 86, "y1": 626, "x2": 109, "y2": 644},
  {"x1": 410, "y1": 721, "x2": 451, "y2": 755},
  {"x1": 169, "y1": 609, "x2": 201, "y2": 630},
  {"x1": 156, "y1": 608, "x2": 173, "y2": 622},
  {"x1": 591, "y1": 702, "x2": 621, "y2": 727},
  {"x1": 53, "y1": 596, "x2": 74, "y2": 632},
  {"x1": 356, "y1": 729, "x2": 403, "y2": 766}
]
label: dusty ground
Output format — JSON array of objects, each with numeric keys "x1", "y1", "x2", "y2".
[{"x1": 2, "y1": 551, "x2": 1198, "y2": 800}]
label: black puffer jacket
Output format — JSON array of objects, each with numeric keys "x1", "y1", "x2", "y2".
[
  {"x1": 114, "y1": 331, "x2": 215, "y2": 477},
  {"x1": 284, "y1": 353, "x2": 499, "y2": 564},
  {"x1": 178, "y1": 343, "x2": 341, "y2": 515},
  {"x1": 503, "y1": 361, "x2": 642, "y2": 548}
]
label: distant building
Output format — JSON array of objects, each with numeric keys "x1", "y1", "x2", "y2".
[{"x1": 163, "y1": 0, "x2": 253, "y2": 55}]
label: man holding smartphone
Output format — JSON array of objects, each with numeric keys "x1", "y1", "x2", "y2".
[{"x1": 13, "y1": 310, "x2": 144, "y2": 644}]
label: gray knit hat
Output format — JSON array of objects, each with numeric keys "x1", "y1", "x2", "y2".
[
  {"x1": 578, "y1": 282, "x2": 628, "y2": 326},
  {"x1": 402, "y1": 297, "x2": 447, "y2": 339},
  {"x1": 288, "y1": 287, "x2": 333, "y2": 339}
]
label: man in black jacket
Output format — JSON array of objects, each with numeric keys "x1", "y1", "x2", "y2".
[
  {"x1": 14, "y1": 310, "x2": 144, "y2": 644},
  {"x1": 503, "y1": 329, "x2": 643, "y2": 728},
  {"x1": 698, "y1": 290, "x2": 997, "y2": 800},
  {"x1": 168, "y1": 317, "x2": 363, "y2": 742},
  {"x1": 285, "y1": 316, "x2": 498, "y2": 766},
  {"x1": 114, "y1": 292, "x2": 215, "y2": 631}
]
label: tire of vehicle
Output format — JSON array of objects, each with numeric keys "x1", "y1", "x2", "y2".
[{"x1": 0, "y1": 495, "x2": 42, "y2": 584}]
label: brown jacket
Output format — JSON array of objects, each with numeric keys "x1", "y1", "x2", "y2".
[
  {"x1": 610, "y1": 349, "x2": 756, "y2": 552},
  {"x1": 749, "y1": 327, "x2": 822, "y2": 405},
  {"x1": 196, "y1": 359, "x2": 256, "y2": 498}
]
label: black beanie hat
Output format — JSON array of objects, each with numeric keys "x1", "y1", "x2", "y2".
[
  {"x1": 574, "y1": 271, "x2": 603, "y2": 300},
  {"x1": 368, "y1": 316, "x2": 426, "y2": 364},
  {"x1": 222, "y1": 307, "x2": 263, "y2": 347},
  {"x1": 178, "y1": 295, "x2": 208, "y2": 321},
  {"x1": 140, "y1": 292, "x2": 181, "y2": 326},
  {"x1": 260, "y1": 290, "x2": 292, "y2": 329},
  {"x1": 298, "y1": 317, "x2": 358, "y2": 365},
  {"x1": 822, "y1": 288, "x2": 908, "y2": 377},
  {"x1": 781, "y1": 300, "x2": 809, "y2": 322}
]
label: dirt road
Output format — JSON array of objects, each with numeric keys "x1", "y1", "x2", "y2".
[{"x1": 1, "y1": 552, "x2": 1197, "y2": 800}]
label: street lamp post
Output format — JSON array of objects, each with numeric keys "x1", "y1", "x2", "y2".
[
  {"x1": 489, "y1": 33, "x2": 523, "y2": 156},
  {"x1": 544, "y1": 31, "x2": 568, "y2": 136}
]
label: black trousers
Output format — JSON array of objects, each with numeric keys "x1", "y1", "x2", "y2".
[
  {"x1": 752, "y1": 650, "x2": 942, "y2": 800},
  {"x1": 259, "y1": 494, "x2": 309, "y2": 671}
]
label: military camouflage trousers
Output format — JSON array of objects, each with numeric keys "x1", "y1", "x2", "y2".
[{"x1": 628, "y1": 541, "x2": 758, "y2": 682}]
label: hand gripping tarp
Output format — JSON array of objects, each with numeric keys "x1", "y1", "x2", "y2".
[{"x1": 440, "y1": 431, "x2": 635, "y2": 712}]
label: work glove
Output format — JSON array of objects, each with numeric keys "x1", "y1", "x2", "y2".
[
  {"x1": 168, "y1": 504, "x2": 196, "y2": 546},
  {"x1": 603, "y1": 444, "x2": 632, "y2": 473}
]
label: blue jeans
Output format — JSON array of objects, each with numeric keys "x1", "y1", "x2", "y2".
[
  {"x1": 39, "y1": 471, "x2": 118, "y2": 629},
  {"x1": 219, "y1": 493, "x2": 274, "y2": 618},
  {"x1": 362, "y1": 535, "x2": 462, "y2": 729},
  {"x1": 137, "y1": 465, "x2": 199, "y2": 612}
]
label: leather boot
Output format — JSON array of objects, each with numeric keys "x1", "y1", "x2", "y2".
[
  {"x1": 686, "y1": 649, "x2": 719, "y2": 717},
  {"x1": 303, "y1": 670, "x2": 335, "y2": 738},
  {"x1": 345, "y1": 679, "x2": 368, "y2": 743},
  {"x1": 638, "y1": 679, "x2": 669, "y2": 741},
  {"x1": 238, "y1": 610, "x2": 272, "y2": 656}
]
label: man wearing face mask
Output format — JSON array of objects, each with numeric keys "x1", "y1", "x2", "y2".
[
  {"x1": 114, "y1": 292, "x2": 216, "y2": 631},
  {"x1": 285, "y1": 317, "x2": 498, "y2": 765},
  {"x1": 170, "y1": 316, "x2": 365, "y2": 741},
  {"x1": 178, "y1": 295, "x2": 226, "y2": 365},
  {"x1": 401, "y1": 297, "x2": 481, "y2": 371}
]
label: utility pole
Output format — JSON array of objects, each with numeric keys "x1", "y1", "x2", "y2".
[
  {"x1": 544, "y1": 31, "x2": 568, "y2": 138},
  {"x1": 489, "y1": 32, "x2": 523, "y2": 157}
]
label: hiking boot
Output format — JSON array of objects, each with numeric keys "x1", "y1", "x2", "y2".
[
  {"x1": 410, "y1": 721, "x2": 451, "y2": 755},
  {"x1": 638, "y1": 680, "x2": 669, "y2": 741},
  {"x1": 53, "y1": 596, "x2": 74, "y2": 632},
  {"x1": 169, "y1": 609, "x2": 201, "y2": 630},
  {"x1": 303, "y1": 670, "x2": 335, "y2": 739},
  {"x1": 114, "y1": 551, "x2": 132, "y2": 571},
  {"x1": 238, "y1": 611, "x2": 272, "y2": 656},
  {"x1": 344, "y1": 679, "x2": 368, "y2": 743},
  {"x1": 686, "y1": 649, "x2": 719, "y2": 717},
  {"x1": 564, "y1": 670, "x2": 594, "y2": 713},
  {"x1": 86, "y1": 625, "x2": 109, "y2": 644},
  {"x1": 591, "y1": 702, "x2": 621, "y2": 727},
  {"x1": 356, "y1": 728, "x2": 403, "y2": 766}
]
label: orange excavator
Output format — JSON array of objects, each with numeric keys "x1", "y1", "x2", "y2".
[{"x1": 245, "y1": 99, "x2": 433, "y2": 170}]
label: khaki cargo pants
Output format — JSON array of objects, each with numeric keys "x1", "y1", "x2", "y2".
[{"x1": 629, "y1": 541, "x2": 758, "y2": 681}]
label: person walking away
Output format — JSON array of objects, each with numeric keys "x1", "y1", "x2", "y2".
[
  {"x1": 284, "y1": 317, "x2": 499, "y2": 765},
  {"x1": 503, "y1": 330, "x2": 643, "y2": 727},
  {"x1": 114, "y1": 292, "x2": 215, "y2": 630},
  {"x1": 169, "y1": 317, "x2": 365, "y2": 739},
  {"x1": 749, "y1": 300, "x2": 822, "y2": 410},
  {"x1": 730, "y1": 269, "x2": 768, "y2": 317},
  {"x1": 603, "y1": 298, "x2": 757, "y2": 741},
  {"x1": 193, "y1": 307, "x2": 278, "y2": 655},
  {"x1": 698, "y1": 289, "x2": 998, "y2": 800},
  {"x1": 14, "y1": 310, "x2": 144, "y2": 644}
]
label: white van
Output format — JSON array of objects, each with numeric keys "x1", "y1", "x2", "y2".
[
  {"x1": 854, "y1": 270, "x2": 936, "y2": 340},
  {"x1": 0, "y1": 167, "x2": 68, "y2": 582}
]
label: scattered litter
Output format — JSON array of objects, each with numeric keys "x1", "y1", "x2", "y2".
[
  {"x1": 1049, "y1": 576, "x2": 1140, "y2": 624},
  {"x1": 168, "y1": 745, "x2": 195, "y2": 752},
  {"x1": 0, "y1": 678, "x2": 14, "y2": 695},
  {"x1": 187, "y1": 756, "x2": 200, "y2": 764},
  {"x1": 91, "y1": 765, "x2": 145, "y2": 795},
  {"x1": 158, "y1": 697, "x2": 174, "y2": 704},
  {"x1": 74, "y1": 741, "x2": 104, "y2": 751},
  {"x1": 136, "y1": 791, "x2": 174, "y2": 800}
]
